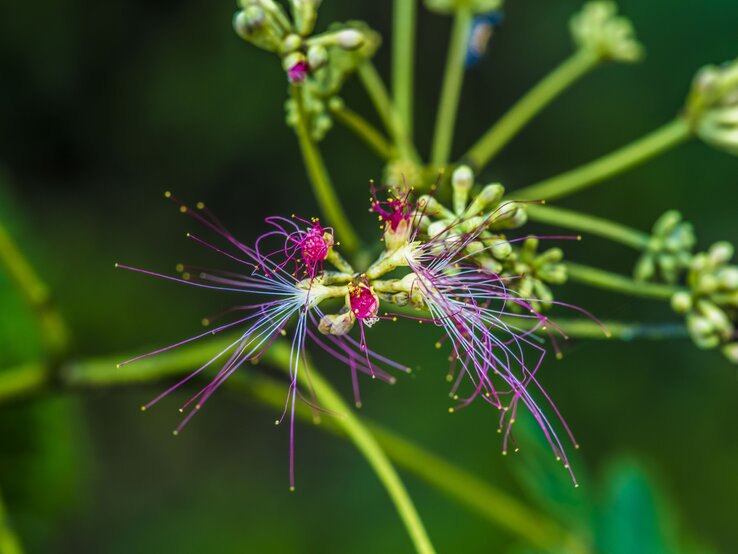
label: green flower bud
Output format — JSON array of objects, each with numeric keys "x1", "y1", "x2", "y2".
[
  {"x1": 290, "y1": 0, "x2": 321, "y2": 36},
  {"x1": 686, "y1": 59, "x2": 738, "y2": 156},
  {"x1": 697, "y1": 300, "x2": 733, "y2": 339},
  {"x1": 570, "y1": 1, "x2": 643, "y2": 63},
  {"x1": 708, "y1": 241, "x2": 734, "y2": 266},
  {"x1": 686, "y1": 313, "x2": 718, "y2": 349},
  {"x1": 318, "y1": 311, "x2": 355, "y2": 336},
  {"x1": 490, "y1": 238, "x2": 512, "y2": 261},
  {"x1": 281, "y1": 33, "x2": 302, "y2": 54},
  {"x1": 464, "y1": 183, "x2": 505, "y2": 218},
  {"x1": 718, "y1": 267, "x2": 738, "y2": 290},
  {"x1": 452, "y1": 165, "x2": 474, "y2": 215},
  {"x1": 634, "y1": 255, "x2": 656, "y2": 281},
  {"x1": 307, "y1": 44, "x2": 329, "y2": 70},
  {"x1": 722, "y1": 342, "x2": 738, "y2": 364},
  {"x1": 670, "y1": 291, "x2": 693, "y2": 314}
]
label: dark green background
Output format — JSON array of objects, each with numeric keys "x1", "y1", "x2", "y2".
[{"x1": 0, "y1": 0, "x2": 736, "y2": 552}]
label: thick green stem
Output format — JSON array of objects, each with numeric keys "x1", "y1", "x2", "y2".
[
  {"x1": 430, "y1": 8, "x2": 472, "y2": 167},
  {"x1": 330, "y1": 103, "x2": 396, "y2": 160},
  {"x1": 0, "y1": 223, "x2": 69, "y2": 356},
  {"x1": 465, "y1": 49, "x2": 600, "y2": 172},
  {"x1": 393, "y1": 0, "x2": 416, "y2": 140},
  {"x1": 513, "y1": 119, "x2": 692, "y2": 201},
  {"x1": 0, "y1": 488, "x2": 24, "y2": 554},
  {"x1": 266, "y1": 343, "x2": 436, "y2": 554},
  {"x1": 358, "y1": 62, "x2": 420, "y2": 164},
  {"x1": 565, "y1": 262, "x2": 683, "y2": 300},
  {"x1": 525, "y1": 204, "x2": 650, "y2": 250},
  {"x1": 291, "y1": 86, "x2": 360, "y2": 253}
]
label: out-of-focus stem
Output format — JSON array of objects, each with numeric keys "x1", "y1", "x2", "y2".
[
  {"x1": 0, "y1": 222, "x2": 69, "y2": 356},
  {"x1": 513, "y1": 119, "x2": 691, "y2": 201},
  {"x1": 565, "y1": 262, "x2": 683, "y2": 300},
  {"x1": 464, "y1": 49, "x2": 600, "y2": 171},
  {"x1": 330, "y1": 103, "x2": 396, "y2": 160},
  {"x1": 0, "y1": 488, "x2": 24, "y2": 554},
  {"x1": 503, "y1": 317, "x2": 688, "y2": 342},
  {"x1": 291, "y1": 86, "x2": 360, "y2": 253},
  {"x1": 430, "y1": 8, "x2": 472, "y2": 167},
  {"x1": 1, "y1": 335, "x2": 587, "y2": 551},
  {"x1": 266, "y1": 343, "x2": 436, "y2": 554},
  {"x1": 358, "y1": 62, "x2": 420, "y2": 164},
  {"x1": 393, "y1": 0, "x2": 416, "y2": 139},
  {"x1": 524, "y1": 204, "x2": 650, "y2": 250}
]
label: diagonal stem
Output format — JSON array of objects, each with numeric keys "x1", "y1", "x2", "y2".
[
  {"x1": 565, "y1": 262, "x2": 684, "y2": 300},
  {"x1": 513, "y1": 119, "x2": 692, "y2": 202},
  {"x1": 0, "y1": 488, "x2": 24, "y2": 554},
  {"x1": 464, "y1": 49, "x2": 600, "y2": 172},
  {"x1": 266, "y1": 342, "x2": 436, "y2": 554},
  {"x1": 291, "y1": 86, "x2": 360, "y2": 253},
  {"x1": 524, "y1": 204, "x2": 650, "y2": 250},
  {"x1": 430, "y1": 7, "x2": 472, "y2": 167},
  {"x1": 393, "y1": 0, "x2": 417, "y2": 140},
  {"x1": 330, "y1": 102, "x2": 396, "y2": 160},
  {"x1": 0, "y1": 222, "x2": 69, "y2": 356},
  {"x1": 358, "y1": 62, "x2": 421, "y2": 164}
]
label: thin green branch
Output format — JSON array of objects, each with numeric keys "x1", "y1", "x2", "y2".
[
  {"x1": 513, "y1": 118, "x2": 692, "y2": 201},
  {"x1": 464, "y1": 48, "x2": 600, "y2": 172},
  {"x1": 291, "y1": 86, "x2": 360, "y2": 253},
  {"x1": 357, "y1": 62, "x2": 420, "y2": 164},
  {"x1": 266, "y1": 343, "x2": 436, "y2": 554},
  {"x1": 430, "y1": 8, "x2": 472, "y2": 167},
  {"x1": 0, "y1": 487, "x2": 24, "y2": 554},
  {"x1": 393, "y1": 0, "x2": 417, "y2": 139},
  {"x1": 504, "y1": 317, "x2": 688, "y2": 342},
  {"x1": 565, "y1": 262, "x2": 684, "y2": 300},
  {"x1": 0, "y1": 222, "x2": 69, "y2": 356},
  {"x1": 330, "y1": 103, "x2": 396, "y2": 160},
  {"x1": 525, "y1": 204, "x2": 650, "y2": 250},
  {"x1": 0, "y1": 335, "x2": 586, "y2": 551}
]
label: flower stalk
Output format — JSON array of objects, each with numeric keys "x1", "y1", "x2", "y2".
[
  {"x1": 329, "y1": 100, "x2": 397, "y2": 160},
  {"x1": 565, "y1": 262, "x2": 684, "y2": 300},
  {"x1": 430, "y1": 7, "x2": 472, "y2": 167},
  {"x1": 290, "y1": 86, "x2": 360, "y2": 253},
  {"x1": 512, "y1": 118, "x2": 691, "y2": 201},
  {"x1": 524, "y1": 204, "x2": 650, "y2": 250},
  {"x1": 464, "y1": 48, "x2": 600, "y2": 171},
  {"x1": 393, "y1": 0, "x2": 417, "y2": 139},
  {"x1": 0, "y1": 487, "x2": 24, "y2": 554}
]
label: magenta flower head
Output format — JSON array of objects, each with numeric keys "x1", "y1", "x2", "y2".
[
  {"x1": 370, "y1": 182, "x2": 416, "y2": 251},
  {"x1": 116, "y1": 196, "x2": 372, "y2": 490},
  {"x1": 287, "y1": 59, "x2": 310, "y2": 84}
]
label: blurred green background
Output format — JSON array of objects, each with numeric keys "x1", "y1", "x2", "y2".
[{"x1": 1, "y1": 0, "x2": 737, "y2": 552}]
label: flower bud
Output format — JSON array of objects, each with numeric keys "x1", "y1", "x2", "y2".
[
  {"x1": 670, "y1": 291, "x2": 693, "y2": 314},
  {"x1": 283, "y1": 53, "x2": 309, "y2": 84},
  {"x1": 290, "y1": 0, "x2": 321, "y2": 36},
  {"x1": 318, "y1": 311, "x2": 356, "y2": 336},
  {"x1": 452, "y1": 165, "x2": 474, "y2": 215},
  {"x1": 686, "y1": 313, "x2": 719, "y2": 349},
  {"x1": 336, "y1": 29, "x2": 365, "y2": 50},
  {"x1": 686, "y1": 59, "x2": 738, "y2": 156},
  {"x1": 464, "y1": 183, "x2": 504, "y2": 218},
  {"x1": 708, "y1": 241, "x2": 734, "y2": 266},
  {"x1": 307, "y1": 44, "x2": 328, "y2": 70},
  {"x1": 718, "y1": 267, "x2": 738, "y2": 290},
  {"x1": 570, "y1": 2, "x2": 643, "y2": 63},
  {"x1": 722, "y1": 342, "x2": 738, "y2": 364},
  {"x1": 697, "y1": 300, "x2": 733, "y2": 339}
]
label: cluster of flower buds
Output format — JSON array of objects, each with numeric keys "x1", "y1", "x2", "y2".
[
  {"x1": 685, "y1": 58, "x2": 738, "y2": 156},
  {"x1": 634, "y1": 211, "x2": 696, "y2": 284},
  {"x1": 424, "y1": 0, "x2": 503, "y2": 16},
  {"x1": 504, "y1": 237, "x2": 567, "y2": 313},
  {"x1": 670, "y1": 242, "x2": 738, "y2": 363},
  {"x1": 233, "y1": 1, "x2": 380, "y2": 139},
  {"x1": 569, "y1": 1, "x2": 643, "y2": 63}
]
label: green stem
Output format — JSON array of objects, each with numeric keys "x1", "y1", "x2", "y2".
[
  {"x1": 565, "y1": 262, "x2": 684, "y2": 300},
  {"x1": 358, "y1": 62, "x2": 420, "y2": 164},
  {"x1": 330, "y1": 103, "x2": 396, "y2": 160},
  {"x1": 525, "y1": 204, "x2": 650, "y2": 250},
  {"x1": 393, "y1": 0, "x2": 416, "y2": 139},
  {"x1": 0, "y1": 222, "x2": 69, "y2": 356},
  {"x1": 465, "y1": 49, "x2": 600, "y2": 172},
  {"x1": 0, "y1": 487, "x2": 24, "y2": 554},
  {"x1": 513, "y1": 118, "x2": 692, "y2": 201},
  {"x1": 430, "y1": 8, "x2": 472, "y2": 167},
  {"x1": 503, "y1": 317, "x2": 688, "y2": 342},
  {"x1": 266, "y1": 343, "x2": 436, "y2": 554},
  {"x1": 1, "y1": 336, "x2": 584, "y2": 551},
  {"x1": 291, "y1": 86, "x2": 360, "y2": 253}
]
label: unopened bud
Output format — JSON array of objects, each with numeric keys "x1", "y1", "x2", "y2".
[{"x1": 671, "y1": 291, "x2": 693, "y2": 314}]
